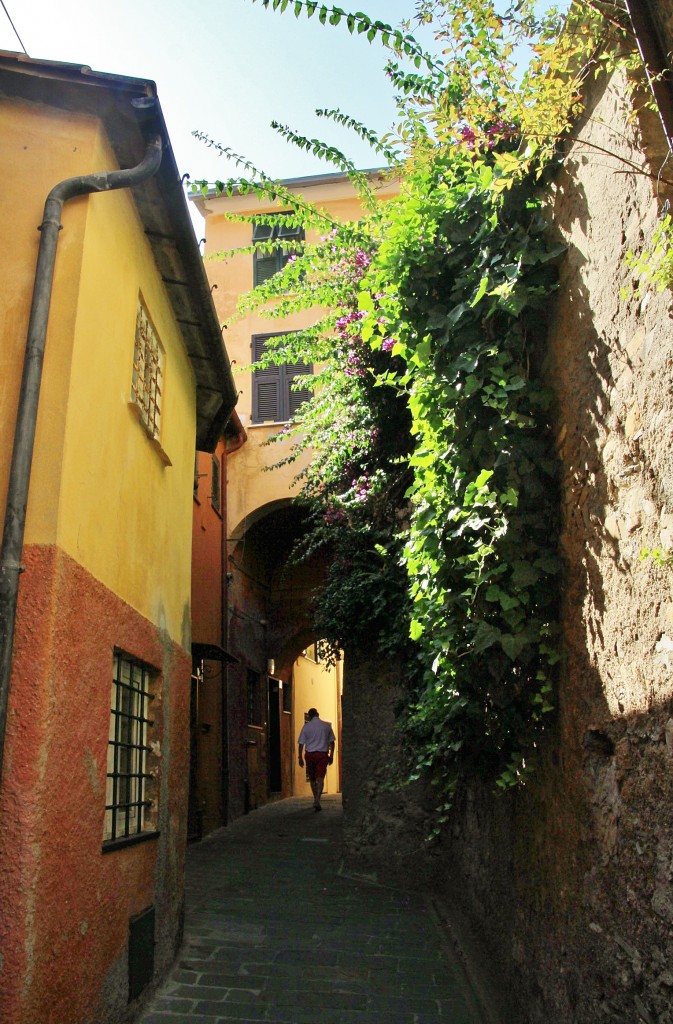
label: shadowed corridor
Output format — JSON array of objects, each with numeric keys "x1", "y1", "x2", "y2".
[{"x1": 137, "y1": 797, "x2": 494, "y2": 1024}]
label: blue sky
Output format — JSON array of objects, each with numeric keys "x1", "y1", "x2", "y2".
[
  {"x1": 0, "y1": 0, "x2": 421, "y2": 191},
  {"x1": 0, "y1": 0, "x2": 566, "y2": 225}
]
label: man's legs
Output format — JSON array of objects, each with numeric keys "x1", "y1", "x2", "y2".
[
  {"x1": 313, "y1": 776, "x2": 324, "y2": 808},
  {"x1": 305, "y1": 752, "x2": 328, "y2": 810}
]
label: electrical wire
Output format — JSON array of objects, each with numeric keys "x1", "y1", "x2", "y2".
[{"x1": 0, "y1": 0, "x2": 28, "y2": 54}]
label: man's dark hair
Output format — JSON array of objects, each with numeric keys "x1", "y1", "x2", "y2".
[{"x1": 307, "y1": 708, "x2": 318, "y2": 718}]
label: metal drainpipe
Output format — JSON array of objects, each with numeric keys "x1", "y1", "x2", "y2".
[
  {"x1": 0, "y1": 134, "x2": 163, "y2": 783},
  {"x1": 220, "y1": 411, "x2": 247, "y2": 823}
]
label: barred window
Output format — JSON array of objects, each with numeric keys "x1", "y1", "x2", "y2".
[
  {"x1": 104, "y1": 651, "x2": 159, "y2": 847},
  {"x1": 131, "y1": 299, "x2": 164, "y2": 439},
  {"x1": 247, "y1": 668, "x2": 261, "y2": 726}
]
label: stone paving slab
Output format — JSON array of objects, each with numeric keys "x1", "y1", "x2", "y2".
[{"x1": 137, "y1": 797, "x2": 487, "y2": 1024}]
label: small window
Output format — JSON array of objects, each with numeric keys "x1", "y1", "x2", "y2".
[
  {"x1": 247, "y1": 669, "x2": 261, "y2": 726},
  {"x1": 282, "y1": 679, "x2": 292, "y2": 714},
  {"x1": 131, "y1": 299, "x2": 164, "y2": 440},
  {"x1": 253, "y1": 216, "x2": 304, "y2": 286},
  {"x1": 303, "y1": 642, "x2": 324, "y2": 664},
  {"x1": 251, "y1": 333, "x2": 312, "y2": 424},
  {"x1": 211, "y1": 454, "x2": 221, "y2": 514},
  {"x1": 104, "y1": 652, "x2": 159, "y2": 846}
]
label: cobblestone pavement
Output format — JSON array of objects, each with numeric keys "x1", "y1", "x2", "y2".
[{"x1": 137, "y1": 796, "x2": 488, "y2": 1024}]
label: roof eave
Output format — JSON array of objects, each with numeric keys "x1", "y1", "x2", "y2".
[{"x1": 0, "y1": 50, "x2": 237, "y2": 450}]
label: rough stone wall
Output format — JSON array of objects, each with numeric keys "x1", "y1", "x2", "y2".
[
  {"x1": 527, "y1": 65, "x2": 673, "y2": 1022},
  {"x1": 341, "y1": 655, "x2": 435, "y2": 883},
  {"x1": 645, "y1": 0, "x2": 673, "y2": 73},
  {"x1": 342, "y1": 66, "x2": 673, "y2": 1024}
]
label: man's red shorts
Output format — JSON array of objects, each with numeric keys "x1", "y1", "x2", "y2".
[{"x1": 305, "y1": 750, "x2": 329, "y2": 781}]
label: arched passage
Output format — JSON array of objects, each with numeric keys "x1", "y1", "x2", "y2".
[{"x1": 222, "y1": 501, "x2": 341, "y2": 818}]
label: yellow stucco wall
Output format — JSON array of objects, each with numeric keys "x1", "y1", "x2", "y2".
[
  {"x1": 195, "y1": 178, "x2": 397, "y2": 535},
  {"x1": 0, "y1": 99, "x2": 197, "y2": 646},
  {"x1": 292, "y1": 650, "x2": 342, "y2": 797}
]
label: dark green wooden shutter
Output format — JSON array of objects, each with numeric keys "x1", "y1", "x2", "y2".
[
  {"x1": 254, "y1": 251, "x2": 282, "y2": 286},
  {"x1": 285, "y1": 359, "x2": 312, "y2": 418},
  {"x1": 252, "y1": 219, "x2": 304, "y2": 285},
  {"x1": 252, "y1": 335, "x2": 312, "y2": 422},
  {"x1": 253, "y1": 223, "x2": 279, "y2": 286},
  {"x1": 128, "y1": 906, "x2": 155, "y2": 1002},
  {"x1": 252, "y1": 335, "x2": 281, "y2": 422}
]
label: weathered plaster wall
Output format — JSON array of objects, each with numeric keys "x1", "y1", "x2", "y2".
[
  {"x1": 0, "y1": 99, "x2": 198, "y2": 649},
  {"x1": 342, "y1": 67, "x2": 673, "y2": 1024},
  {"x1": 0, "y1": 546, "x2": 190, "y2": 1024},
  {"x1": 191, "y1": 444, "x2": 227, "y2": 837},
  {"x1": 342, "y1": 655, "x2": 435, "y2": 881}
]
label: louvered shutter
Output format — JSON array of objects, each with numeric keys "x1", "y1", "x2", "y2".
[
  {"x1": 253, "y1": 223, "x2": 280, "y2": 286},
  {"x1": 255, "y1": 251, "x2": 281, "y2": 286},
  {"x1": 277, "y1": 223, "x2": 304, "y2": 271},
  {"x1": 252, "y1": 335, "x2": 281, "y2": 423},
  {"x1": 252, "y1": 335, "x2": 313, "y2": 422},
  {"x1": 252, "y1": 219, "x2": 304, "y2": 283},
  {"x1": 285, "y1": 360, "x2": 313, "y2": 418}
]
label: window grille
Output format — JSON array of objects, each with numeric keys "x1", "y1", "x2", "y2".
[
  {"x1": 104, "y1": 652, "x2": 158, "y2": 845},
  {"x1": 303, "y1": 642, "x2": 325, "y2": 664},
  {"x1": 247, "y1": 669, "x2": 260, "y2": 726},
  {"x1": 131, "y1": 300, "x2": 164, "y2": 439}
]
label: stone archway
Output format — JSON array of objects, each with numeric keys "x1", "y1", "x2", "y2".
[{"x1": 223, "y1": 500, "x2": 334, "y2": 818}]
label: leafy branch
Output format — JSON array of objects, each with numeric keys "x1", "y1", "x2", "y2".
[
  {"x1": 315, "y1": 107, "x2": 402, "y2": 164},
  {"x1": 251, "y1": 0, "x2": 438, "y2": 69},
  {"x1": 198, "y1": 0, "x2": 659, "y2": 818}
]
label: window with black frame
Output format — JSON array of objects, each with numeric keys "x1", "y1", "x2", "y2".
[
  {"x1": 252, "y1": 216, "x2": 304, "y2": 286},
  {"x1": 251, "y1": 332, "x2": 313, "y2": 424},
  {"x1": 104, "y1": 651, "x2": 159, "y2": 847},
  {"x1": 247, "y1": 668, "x2": 261, "y2": 725}
]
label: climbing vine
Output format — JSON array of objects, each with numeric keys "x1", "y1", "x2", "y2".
[{"x1": 193, "y1": 0, "x2": 647, "y2": 803}]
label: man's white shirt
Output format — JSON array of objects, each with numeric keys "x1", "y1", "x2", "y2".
[{"x1": 298, "y1": 717, "x2": 335, "y2": 752}]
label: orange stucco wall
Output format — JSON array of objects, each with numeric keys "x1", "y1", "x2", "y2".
[
  {"x1": 190, "y1": 443, "x2": 227, "y2": 835},
  {"x1": 193, "y1": 175, "x2": 398, "y2": 535},
  {"x1": 0, "y1": 546, "x2": 190, "y2": 1024},
  {"x1": 192, "y1": 445, "x2": 225, "y2": 645},
  {"x1": 0, "y1": 98, "x2": 197, "y2": 645},
  {"x1": 0, "y1": 92, "x2": 201, "y2": 1022}
]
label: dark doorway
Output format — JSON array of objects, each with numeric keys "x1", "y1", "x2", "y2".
[{"x1": 268, "y1": 677, "x2": 282, "y2": 793}]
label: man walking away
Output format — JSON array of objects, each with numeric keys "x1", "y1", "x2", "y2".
[{"x1": 298, "y1": 708, "x2": 335, "y2": 812}]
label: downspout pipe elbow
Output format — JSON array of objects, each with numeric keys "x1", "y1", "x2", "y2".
[{"x1": 0, "y1": 134, "x2": 163, "y2": 783}]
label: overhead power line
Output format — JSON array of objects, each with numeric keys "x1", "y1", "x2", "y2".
[{"x1": 0, "y1": 0, "x2": 28, "y2": 55}]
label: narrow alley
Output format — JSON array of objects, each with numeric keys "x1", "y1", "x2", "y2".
[{"x1": 138, "y1": 797, "x2": 494, "y2": 1024}]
